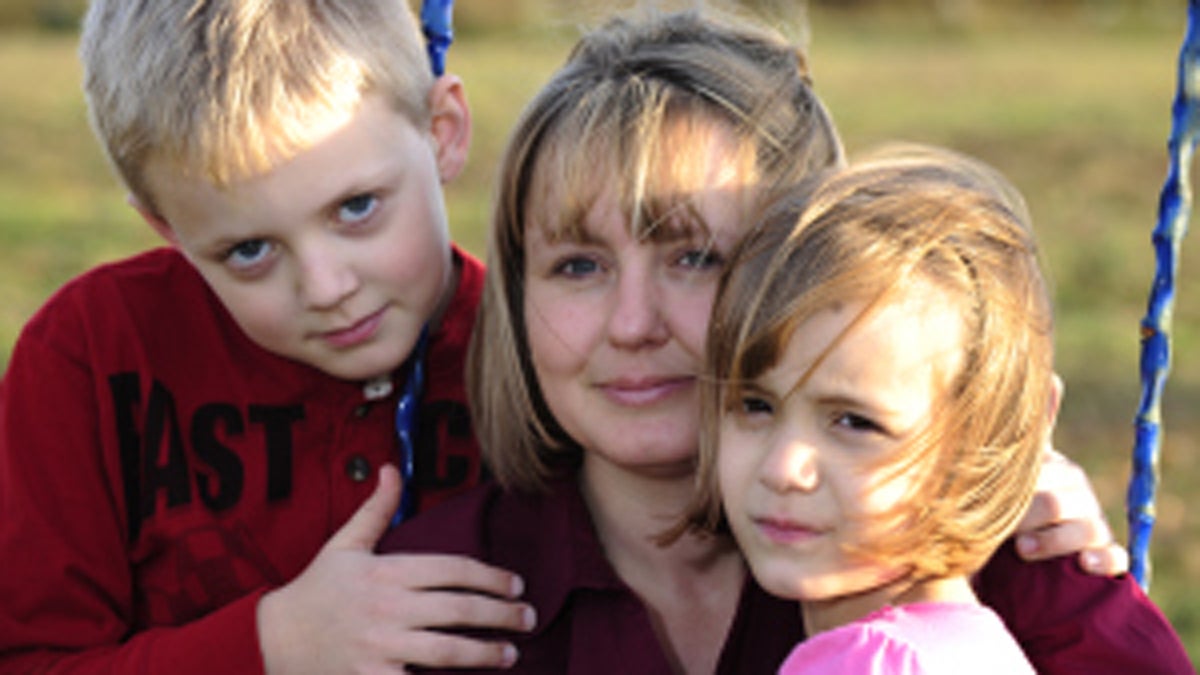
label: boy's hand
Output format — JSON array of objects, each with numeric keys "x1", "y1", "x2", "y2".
[
  {"x1": 257, "y1": 465, "x2": 535, "y2": 673},
  {"x1": 1014, "y1": 448, "x2": 1130, "y2": 577}
]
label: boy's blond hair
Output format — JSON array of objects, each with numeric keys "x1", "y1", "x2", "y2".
[
  {"x1": 691, "y1": 144, "x2": 1054, "y2": 580},
  {"x1": 466, "y1": 8, "x2": 844, "y2": 494},
  {"x1": 81, "y1": 0, "x2": 433, "y2": 210}
]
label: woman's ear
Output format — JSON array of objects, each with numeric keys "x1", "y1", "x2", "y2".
[
  {"x1": 127, "y1": 193, "x2": 179, "y2": 247},
  {"x1": 427, "y1": 74, "x2": 472, "y2": 183}
]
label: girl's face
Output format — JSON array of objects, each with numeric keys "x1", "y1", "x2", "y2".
[
  {"x1": 718, "y1": 283, "x2": 964, "y2": 605},
  {"x1": 522, "y1": 124, "x2": 752, "y2": 477}
]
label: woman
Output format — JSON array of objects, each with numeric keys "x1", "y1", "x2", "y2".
[{"x1": 378, "y1": 9, "x2": 1163, "y2": 673}]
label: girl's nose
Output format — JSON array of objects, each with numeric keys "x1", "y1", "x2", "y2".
[{"x1": 759, "y1": 432, "x2": 820, "y2": 493}]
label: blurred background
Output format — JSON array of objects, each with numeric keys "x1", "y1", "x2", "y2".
[{"x1": 0, "y1": 0, "x2": 1195, "y2": 664}]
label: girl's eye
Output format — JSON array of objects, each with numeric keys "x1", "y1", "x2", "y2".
[
  {"x1": 338, "y1": 193, "x2": 378, "y2": 224},
  {"x1": 739, "y1": 395, "x2": 774, "y2": 417},
  {"x1": 678, "y1": 247, "x2": 724, "y2": 270},
  {"x1": 553, "y1": 256, "x2": 600, "y2": 278},
  {"x1": 833, "y1": 412, "x2": 885, "y2": 434},
  {"x1": 224, "y1": 239, "x2": 274, "y2": 270}
]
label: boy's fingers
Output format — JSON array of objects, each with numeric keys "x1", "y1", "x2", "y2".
[
  {"x1": 393, "y1": 632, "x2": 520, "y2": 670},
  {"x1": 397, "y1": 589, "x2": 536, "y2": 634},
  {"x1": 327, "y1": 464, "x2": 401, "y2": 552},
  {"x1": 381, "y1": 553, "x2": 527, "y2": 601}
]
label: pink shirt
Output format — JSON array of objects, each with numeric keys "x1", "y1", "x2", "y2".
[{"x1": 779, "y1": 602, "x2": 1035, "y2": 674}]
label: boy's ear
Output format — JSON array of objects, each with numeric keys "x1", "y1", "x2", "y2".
[
  {"x1": 127, "y1": 193, "x2": 180, "y2": 246},
  {"x1": 428, "y1": 74, "x2": 471, "y2": 183}
]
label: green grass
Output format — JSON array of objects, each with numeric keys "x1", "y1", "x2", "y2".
[{"x1": 1, "y1": 5, "x2": 1198, "y2": 664}]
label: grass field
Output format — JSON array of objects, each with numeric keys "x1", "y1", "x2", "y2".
[{"x1": 0, "y1": 3, "x2": 1196, "y2": 664}]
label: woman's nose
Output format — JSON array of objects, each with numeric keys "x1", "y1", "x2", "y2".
[{"x1": 607, "y1": 262, "x2": 669, "y2": 349}]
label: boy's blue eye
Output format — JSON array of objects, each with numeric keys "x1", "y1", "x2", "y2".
[
  {"x1": 225, "y1": 239, "x2": 273, "y2": 269},
  {"x1": 338, "y1": 193, "x2": 378, "y2": 223}
]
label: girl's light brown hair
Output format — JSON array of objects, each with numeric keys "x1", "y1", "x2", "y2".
[
  {"x1": 689, "y1": 144, "x2": 1055, "y2": 580},
  {"x1": 466, "y1": 7, "x2": 844, "y2": 493}
]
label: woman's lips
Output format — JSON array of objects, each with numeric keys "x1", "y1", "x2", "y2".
[{"x1": 598, "y1": 376, "x2": 694, "y2": 406}]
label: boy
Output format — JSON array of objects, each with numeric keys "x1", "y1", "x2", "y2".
[{"x1": 0, "y1": 1, "x2": 532, "y2": 672}]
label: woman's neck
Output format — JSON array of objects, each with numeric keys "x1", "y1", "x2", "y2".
[
  {"x1": 579, "y1": 455, "x2": 699, "y2": 563},
  {"x1": 801, "y1": 573, "x2": 978, "y2": 636},
  {"x1": 579, "y1": 453, "x2": 744, "y2": 674}
]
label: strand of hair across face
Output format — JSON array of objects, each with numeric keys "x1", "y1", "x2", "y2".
[{"x1": 1128, "y1": 0, "x2": 1200, "y2": 590}]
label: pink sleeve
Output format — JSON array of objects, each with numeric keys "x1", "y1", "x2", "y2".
[{"x1": 778, "y1": 624, "x2": 925, "y2": 675}]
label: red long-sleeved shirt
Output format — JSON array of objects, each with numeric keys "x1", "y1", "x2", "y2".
[{"x1": 0, "y1": 246, "x2": 485, "y2": 673}]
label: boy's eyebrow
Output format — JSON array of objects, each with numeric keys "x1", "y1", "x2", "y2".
[{"x1": 317, "y1": 160, "x2": 406, "y2": 214}]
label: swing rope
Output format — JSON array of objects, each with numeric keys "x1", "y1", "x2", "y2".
[
  {"x1": 420, "y1": 0, "x2": 455, "y2": 77},
  {"x1": 386, "y1": 0, "x2": 453, "y2": 528},
  {"x1": 1128, "y1": 0, "x2": 1200, "y2": 590}
]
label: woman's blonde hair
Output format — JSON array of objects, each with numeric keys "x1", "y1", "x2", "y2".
[
  {"x1": 81, "y1": 0, "x2": 432, "y2": 209},
  {"x1": 690, "y1": 144, "x2": 1054, "y2": 580},
  {"x1": 467, "y1": 7, "x2": 844, "y2": 493}
]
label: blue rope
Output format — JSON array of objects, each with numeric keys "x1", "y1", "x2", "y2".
[
  {"x1": 392, "y1": 328, "x2": 429, "y2": 527},
  {"x1": 1128, "y1": 0, "x2": 1200, "y2": 590},
  {"x1": 421, "y1": 0, "x2": 455, "y2": 77},
  {"x1": 387, "y1": 1, "x2": 454, "y2": 527}
]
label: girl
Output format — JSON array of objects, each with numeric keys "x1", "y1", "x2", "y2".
[
  {"x1": 378, "y1": 9, "x2": 1187, "y2": 673},
  {"x1": 691, "y1": 144, "x2": 1176, "y2": 672}
]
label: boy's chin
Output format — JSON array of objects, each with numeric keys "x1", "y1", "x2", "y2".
[{"x1": 304, "y1": 347, "x2": 409, "y2": 383}]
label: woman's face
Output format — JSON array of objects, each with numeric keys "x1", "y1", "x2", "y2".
[{"x1": 522, "y1": 123, "x2": 753, "y2": 477}]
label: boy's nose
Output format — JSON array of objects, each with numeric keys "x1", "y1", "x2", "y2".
[
  {"x1": 607, "y1": 265, "x2": 669, "y2": 348},
  {"x1": 297, "y1": 249, "x2": 359, "y2": 309}
]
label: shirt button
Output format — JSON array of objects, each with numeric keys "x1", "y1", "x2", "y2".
[
  {"x1": 345, "y1": 455, "x2": 372, "y2": 483},
  {"x1": 352, "y1": 405, "x2": 371, "y2": 418}
]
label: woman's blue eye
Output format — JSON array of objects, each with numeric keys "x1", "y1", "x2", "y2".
[
  {"x1": 225, "y1": 239, "x2": 273, "y2": 269},
  {"x1": 555, "y1": 257, "x2": 599, "y2": 277},
  {"x1": 338, "y1": 194, "x2": 378, "y2": 223}
]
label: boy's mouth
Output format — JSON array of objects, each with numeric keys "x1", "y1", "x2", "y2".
[{"x1": 320, "y1": 307, "x2": 386, "y2": 349}]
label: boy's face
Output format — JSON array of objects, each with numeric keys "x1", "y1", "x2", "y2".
[
  {"x1": 140, "y1": 88, "x2": 468, "y2": 381},
  {"x1": 717, "y1": 282, "x2": 964, "y2": 610}
]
